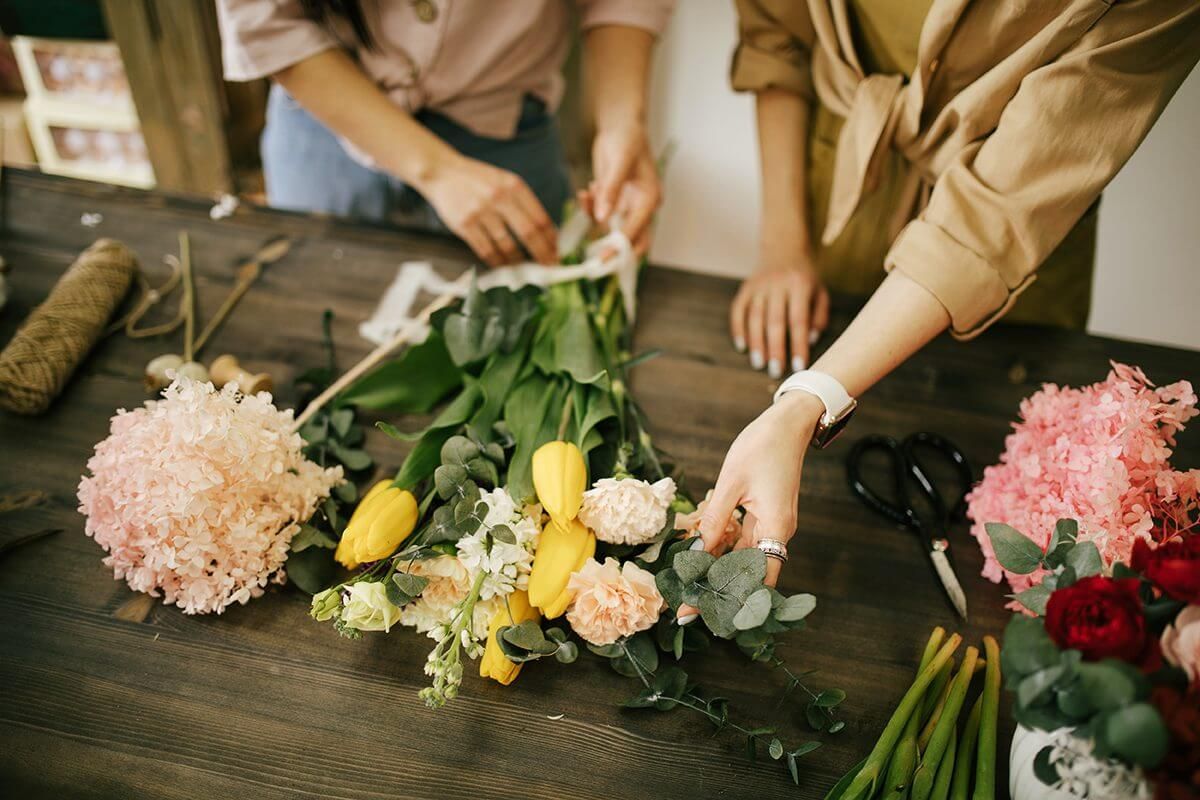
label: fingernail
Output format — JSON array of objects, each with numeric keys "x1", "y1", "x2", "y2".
[
  {"x1": 767, "y1": 359, "x2": 782, "y2": 379},
  {"x1": 809, "y1": 329, "x2": 820, "y2": 346},
  {"x1": 749, "y1": 351, "x2": 764, "y2": 370},
  {"x1": 791, "y1": 355, "x2": 806, "y2": 373},
  {"x1": 676, "y1": 613, "x2": 699, "y2": 626},
  {"x1": 733, "y1": 336, "x2": 746, "y2": 353},
  {"x1": 689, "y1": 537, "x2": 707, "y2": 551}
]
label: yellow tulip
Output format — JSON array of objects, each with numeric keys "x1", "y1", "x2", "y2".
[
  {"x1": 335, "y1": 483, "x2": 404, "y2": 569},
  {"x1": 353, "y1": 489, "x2": 418, "y2": 563},
  {"x1": 480, "y1": 589, "x2": 540, "y2": 685},
  {"x1": 528, "y1": 518, "x2": 595, "y2": 618},
  {"x1": 532, "y1": 441, "x2": 586, "y2": 529}
]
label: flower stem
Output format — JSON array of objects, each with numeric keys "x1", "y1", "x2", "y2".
[{"x1": 973, "y1": 636, "x2": 1001, "y2": 800}]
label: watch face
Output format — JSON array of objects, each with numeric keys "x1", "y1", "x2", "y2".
[{"x1": 811, "y1": 402, "x2": 856, "y2": 449}]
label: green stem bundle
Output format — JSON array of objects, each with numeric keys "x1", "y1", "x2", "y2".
[{"x1": 973, "y1": 636, "x2": 1001, "y2": 800}]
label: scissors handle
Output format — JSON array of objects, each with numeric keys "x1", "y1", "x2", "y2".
[
  {"x1": 901, "y1": 432, "x2": 973, "y2": 522},
  {"x1": 846, "y1": 435, "x2": 921, "y2": 530}
]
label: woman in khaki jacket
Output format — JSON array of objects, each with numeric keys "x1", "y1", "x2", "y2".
[{"x1": 682, "y1": 0, "x2": 1199, "y2": 597}]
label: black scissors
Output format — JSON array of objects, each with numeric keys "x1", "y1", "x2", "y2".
[{"x1": 845, "y1": 432, "x2": 973, "y2": 619}]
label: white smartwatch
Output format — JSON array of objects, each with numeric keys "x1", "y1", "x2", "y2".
[{"x1": 773, "y1": 370, "x2": 857, "y2": 449}]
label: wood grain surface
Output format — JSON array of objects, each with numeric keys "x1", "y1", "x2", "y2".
[{"x1": 1, "y1": 169, "x2": 1196, "y2": 800}]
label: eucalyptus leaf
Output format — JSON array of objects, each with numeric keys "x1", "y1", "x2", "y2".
[
  {"x1": 491, "y1": 525, "x2": 516, "y2": 545},
  {"x1": 393, "y1": 383, "x2": 483, "y2": 490},
  {"x1": 655, "y1": 568, "x2": 684, "y2": 610},
  {"x1": 768, "y1": 738, "x2": 784, "y2": 760},
  {"x1": 1065, "y1": 541, "x2": 1103, "y2": 578},
  {"x1": 815, "y1": 689, "x2": 846, "y2": 709},
  {"x1": 555, "y1": 641, "x2": 579, "y2": 664},
  {"x1": 733, "y1": 587, "x2": 773, "y2": 630},
  {"x1": 286, "y1": 546, "x2": 335, "y2": 595},
  {"x1": 501, "y1": 620, "x2": 548, "y2": 651},
  {"x1": 1104, "y1": 703, "x2": 1169, "y2": 767},
  {"x1": 1013, "y1": 584, "x2": 1052, "y2": 616},
  {"x1": 673, "y1": 549, "x2": 716, "y2": 585},
  {"x1": 986, "y1": 522, "x2": 1044, "y2": 574},
  {"x1": 707, "y1": 548, "x2": 767, "y2": 602},
  {"x1": 291, "y1": 524, "x2": 337, "y2": 553},
  {"x1": 392, "y1": 571, "x2": 429, "y2": 600},
  {"x1": 328, "y1": 443, "x2": 372, "y2": 471},
  {"x1": 775, "y1": 593, "x2": 817, "y2": 622}
]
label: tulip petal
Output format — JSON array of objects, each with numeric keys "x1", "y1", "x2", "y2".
[
  {"x1": 532, "y1": 441, "x2": 587, "y2": 529},
  {"x1": 357, "y1": 490, "x2": 418, "y2": 562},
  {"x1": 480, "y1": 590, "x2": 540, "y2": 685},
  {"x1": 528, "y1": 518, "x2": 591, "y2": 610}
]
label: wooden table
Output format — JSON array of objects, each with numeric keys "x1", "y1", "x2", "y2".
[{"x1": 1, "y1": 169, "x2": 1196, "y2": 800}]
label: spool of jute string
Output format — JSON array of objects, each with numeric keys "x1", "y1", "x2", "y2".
[{"x1": 0, "y1": 238, "x2": 135, "y2": 415}]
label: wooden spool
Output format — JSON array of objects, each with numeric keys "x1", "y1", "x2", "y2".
[{"x1": 209, "y1": 354, "x2": 273, "y2": 395}]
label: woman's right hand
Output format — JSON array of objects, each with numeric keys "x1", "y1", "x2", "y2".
[
  {"x1": 730, "y1": 242, "x2": 830, "y2": 378},
  {"x1": 417, "y1": 154, "x2": 559, "y2": 267}
]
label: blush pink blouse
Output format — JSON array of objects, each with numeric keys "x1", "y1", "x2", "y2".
[{"x1": 217, "y1": 0, "x2": 675, "y2": 139}]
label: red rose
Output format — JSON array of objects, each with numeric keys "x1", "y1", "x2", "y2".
[
  {"x1": 1149, "y1": 685, "x2": 1200, "y2": 800},
  {"x1": 1132, "y1": 536, "x2": 1200, "y2": 603},
  {"x1": 1044, "y1": 576, "x2": 1149, "y2": 663}
]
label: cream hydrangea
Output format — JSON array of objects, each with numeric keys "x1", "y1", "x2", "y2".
[{"x1": 579, "y1": 477, "x2": 677, "y2": 545}]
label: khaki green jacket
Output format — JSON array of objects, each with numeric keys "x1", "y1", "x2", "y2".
[{"x1": 733, "y1": 0, "x2": 1199, "y2": 336}]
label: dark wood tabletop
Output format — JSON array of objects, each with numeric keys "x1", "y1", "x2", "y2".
[{"x1": 1, "y1": 169, "x2": 1196, "y2": 800}]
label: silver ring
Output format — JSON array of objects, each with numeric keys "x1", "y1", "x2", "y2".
[{"x1": 756, "y1": 538, "x2": 788, "y2": 563}]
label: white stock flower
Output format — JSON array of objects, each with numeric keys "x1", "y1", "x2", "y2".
[
  {"x1": 578, "y1": 477, "x2": 677, "y2": 545},
  {"x1": 1045, "y1": 729, "x2": 1151, "y2": 800},
  {"x1": 454, "y1": 488, "x2": 538, "y2": 601}
]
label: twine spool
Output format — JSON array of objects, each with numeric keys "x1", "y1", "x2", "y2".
[{"x1": 0, "y1": 238, "x2": 136, "y2": 415}]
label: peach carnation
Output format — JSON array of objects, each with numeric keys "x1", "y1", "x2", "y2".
[
  {"x1": 566, "y1": 557, "x2": 664, "y2": 645},
  {"x1": 77, "y1": 378, "x2": 342, "y2": 614},
  {"x1": 675, "y1": 488, "x2": 743, "y2": 550}
]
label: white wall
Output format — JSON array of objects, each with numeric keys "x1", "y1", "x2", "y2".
[{"x1": 647, "y1": 3, "x2": 1200, "y2": 350}]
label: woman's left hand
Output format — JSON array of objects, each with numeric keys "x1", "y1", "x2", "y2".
[
  {"x1": 579, "y1": 123, "x2": 661, "y2": 255},
  {"x1": 677, "y1": 392, "x2": 824, "y2": 625}
]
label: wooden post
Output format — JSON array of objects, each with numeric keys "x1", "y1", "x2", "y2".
[{"x1": 101, "y1": 0, "x2": 234, "y2": 195}]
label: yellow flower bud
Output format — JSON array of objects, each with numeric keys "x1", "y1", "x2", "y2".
[
  {"x1": 335, "y1": 485, "x2": 403, "y2": 569},
  {"x1": 480, "y1": 589, "x2": 540, "y2": 685},
  {"x1": 354, "y1": 489, "x2": 418, "y2": 563},
  {"x1": 532, "y1": 441, "x2": 586, "y2": 529},
  {"x1": 528, "y1": 518, "x2": 595, "y2": 618}
]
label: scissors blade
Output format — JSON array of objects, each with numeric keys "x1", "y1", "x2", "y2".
[{"x1": 928, "y1": 547, "x2": 969, "y2": 620}]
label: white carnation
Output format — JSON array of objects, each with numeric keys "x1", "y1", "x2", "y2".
[{"x1": 578, "y1": 477, "x2": 677, "y2": 545}]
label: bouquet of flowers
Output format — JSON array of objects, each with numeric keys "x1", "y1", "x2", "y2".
[
  {"x1": 966, "y1": 362, "x2": 1199, "y2": 602},
  {"x1": 991, "y1": 519, "x2": 1199, "y2": 799},
  {"x1": 305, "y1": 274, "x2": 844, "y2": 781}
]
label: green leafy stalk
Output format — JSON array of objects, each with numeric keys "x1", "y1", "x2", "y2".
[
  {"x1": 912, "y1": 646, "x2": 980, "y2": 800},
  {"x1": 881, "y1": 628, "x2": 946, "y2": 799},
  {"x1": 930, "y1": 731, "x2": 957, "y2": 800},
  {"x1": 837, "y1": 634, "x2": 962, "y2": 800},
  {"x1": 950, "y1": 697, "x2": 983, "y2": 800},
  {"x1": 973, "y1": 636, "x2": 1001, "y2": 800}
]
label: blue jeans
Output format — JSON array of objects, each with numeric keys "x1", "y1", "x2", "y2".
[{"x1": 261, "y1": 84, "x2": 572, "y2": 229}]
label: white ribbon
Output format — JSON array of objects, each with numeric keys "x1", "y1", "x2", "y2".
[{"x1": 359, "y1": 219, "x2": 639, "y2": 347}]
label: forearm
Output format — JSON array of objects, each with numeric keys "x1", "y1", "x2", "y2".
[
  {"x1": 810, "y1": 271, "x2": 950, "y2": 398},
  {"x1": 272, "y1": 49, "x2": 455, "y2": 188},
  {"x1": 755, "y1": 89, "x2": 812, "y2": 255},
  {"x1": 584, "y1": 26, "x2": 654, "y2": 134}
]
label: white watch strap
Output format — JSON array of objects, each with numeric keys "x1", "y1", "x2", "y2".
[{"x1": 773, "y1": 370, "x2": 854, "y2": 423}]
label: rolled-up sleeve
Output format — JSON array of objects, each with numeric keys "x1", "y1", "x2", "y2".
[
  {"x1": 730, "y1": 0, "x2": 815, "y2": 100},
  {"x1": 886, "y1": 0, "x2": 1200, "y2": 339},
  {"x1": 576, "y1": 0, "x2": 676, "y2": 36},
  {"x1": 216, "y1": 0, "x2": 337, "y2": 82}
]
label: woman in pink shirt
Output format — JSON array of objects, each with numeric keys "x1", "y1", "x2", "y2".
[{"x1": 218, "y1": 0, "x2": 675, "y2": 265}]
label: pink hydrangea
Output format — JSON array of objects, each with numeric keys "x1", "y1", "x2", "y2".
[
  {"x1": 967, "y1": 363, "x2": 1199, "y2": 600},
  {"x1": 78, "y1": 378, "x2": 343, "y2": 614}
]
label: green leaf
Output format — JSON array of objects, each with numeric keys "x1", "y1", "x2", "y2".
[
  {"x1": 697, "y1": 588, "x2": 742, "y2": 639},
  {"x1": 815, "y1": 688, "x2": 847, "y2": 708},
  {"x1": 986, "y1": 522, "x2": 1044, "y2": 574},
  {"x1": 291, "y1": 524, "x2": 337, "y2": 553},
  {"x1": 1065, "y1": 541, "x2": 1103, "y2": 578},
  {"x1": 434, "y1": 464, "x2": 468, "y2": 499},
  {"x1": 1001, "y1": 615, "x2": 1061, "y2": 677},
  {"x1": 340, "y1": 332, "x2": 462, "y2": 412},
  {"x1": 468, "y1": 346, "x2": 527, "y2": 442},
  {"x1": 651, "y1": 666, "x2": 689, "y2": 711},
  {"x1": 1018, "y1": 665, "x2": 1065, "y2": 707},
  {"x1": 768, "y1": 738, "x2": 784, "y2": 760},
  {"x1": 554, "y1": 641, "x2": 578, "y2": 664},
  {"x1": 733, "y1": 587, "x2": 773, "y2": 630},
  {"x1": 1077, "y1": 661, "x2": 1138, "y2": 711},
  {"x1": 787, "y1": 752, "x2": 800, "y2": 785},
  {"x1": 673, "y1": 549, "x2": 716, "y2": 585},
  {"x1": 503, "y1": 375, "x2": 564, "y2": 503},
  {"x1": 491, "y1": 525, "x2": 516, "y2": 545},
  {"x1": 333, "y1": 480, "x2": 357, "y2": 504},
  {"x1": 655, "y1": 568, "x2": 684, "y2": 610},
  {"x1": 775, "y1": 593, "x2": 817, "y2": 622},
  {"x1": 1104, "y1": 703, "x2": 1169, "y2": 767},
  {"x1": 501, "y1": 620, "x2": 548, "y2": 651},
  {"x1": 586, "y1": 642, "x2": 624, "y2": 659},
  {"x1": 393, "y1": 383, "x2": 483, "y2": 490},
  {"x1": 1053, "y1": 518, "x2": 1078, "y2": 545},
  {"x1": 553, "y1": 304, "x2": 607, "y2": 385},
  {"x1": 391, "y1": 571, "x2": 429, "y2": 601},
  {"x1": 286, "y1": 546, "x2": 336, "y2": 595},
  {"x1": 805, "y1": 703, "x2": 828, "y2": 731},
  {"x1": 707, "y1": 548, "x2": 768, "y2": 602},
  {"x1": 328, "y1": 443, "x2": 372, "y2": 471},
  {"x1": 329, "y1": 408, "x2": 354, "y2": 438},
  {"x1": 822, "y1": 758, "x2": 867, "y2": 800},
  {"x1": 1013, "y1": 584, "x2": 1052, "y2": 616},
  {"x1": 443, "y1": 283, "x2": 506, "y2": 366}
]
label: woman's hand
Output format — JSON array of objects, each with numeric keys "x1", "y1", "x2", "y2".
[
  {"x1": 417, "y1": 153, "x2": 559, "y2": 267},
  {"x1": 731, "y1": 242, "x2": 830, "y2": 378},
  {"x1": 578, "y1": 123, "x2": 661, "y2": 255},
  {"x1": 676, "y1": 393, "x2": 822, "y2": 623}
]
